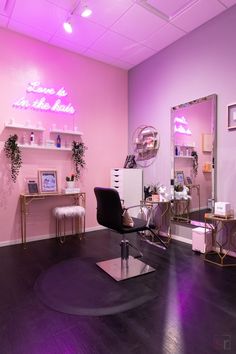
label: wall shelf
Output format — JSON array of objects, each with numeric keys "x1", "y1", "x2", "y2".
[
  {"x1": 50, "y1": 129, "x2": 83, "y2": 136},
  {"x1": 5, "y1": 123, "x2": 45, "y2": 132},
  {"x1": 175, "y1": 156, "x2": 193, "y2": 159},
  {"x1": 18, "y1": 144, "x2": 71, "y2": 151}
]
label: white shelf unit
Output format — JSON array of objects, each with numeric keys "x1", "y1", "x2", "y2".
[
  {"x1": 18, "y1": 144, "x2": 71, "y2": 151},
  {"x1": 111, "y1": 168, "x2": 143, "y2": 217},
  {"x1": 5, "y1": 123, "x2": 45, "y2": 132},
  {"x1": 50, "y1": 129, "x2": 83, "y2": 136}
]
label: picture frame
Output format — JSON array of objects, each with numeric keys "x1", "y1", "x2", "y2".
[
  {"x1": 175, "y1": 170, "x2": 184, "y2": 185},
  {"x1": 25, "y1": 178, "x2": 39, "y2": 194},
  {"x1": 38, "y1": 170, "x2": 58, "y2": 194},
  {"x1": 228, "y1": 103, "x2": 236, "y2": 130}
]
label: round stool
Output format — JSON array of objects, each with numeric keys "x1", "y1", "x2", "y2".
[{"x1": 53, "y1": 205, "x2": 85, "y2": 243}]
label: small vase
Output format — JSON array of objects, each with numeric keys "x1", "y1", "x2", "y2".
[{"x1": 66, "y1": 181, "x2": 75, "y2": 189}]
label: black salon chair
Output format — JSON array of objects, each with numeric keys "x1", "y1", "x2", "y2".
[{"x1": 94, "y1": 187, "x2": 167, "y2": 281}]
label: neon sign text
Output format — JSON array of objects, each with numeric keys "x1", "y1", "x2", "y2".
[
  {"x1": 174, "y1": 116, "x2": 192, "y2": 135},
  {"x1": 13, "y1": 81, "x2": 75, "y2": 114}
]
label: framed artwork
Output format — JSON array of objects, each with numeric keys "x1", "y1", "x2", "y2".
[
  {"x1": 202, "y1": 133, "x2": 212, "y2": 152},
  {"x1": 175, "y1": 170, "x2": 184, "y2": 185},
  {"x1": 38, "y1": 170, "x2": 58, "y2": 194},
  {"x1": 228, "y1": 103, "x2": 236, "y2": 130},
  {"x1": 25, "y1": 178, "x2": 39, "y2": 194}
]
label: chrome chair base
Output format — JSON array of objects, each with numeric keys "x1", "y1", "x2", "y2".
[{"x1": 96, "y1": 256, "x2": 155, "y2": 281}]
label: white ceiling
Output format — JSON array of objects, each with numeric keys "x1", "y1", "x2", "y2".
[{"x1": 0, "y1": 0, "x2": 235, "y2": 70}]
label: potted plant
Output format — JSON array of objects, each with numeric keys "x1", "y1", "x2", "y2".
[
  {"x1": 71, "y1": 141, "x2": 86, "y2": 180},
  {"x1": 4, "y1": 134, "x2": 22, "y2": 183},
  {"x1": 66, "y1": 174, "x2": 75, "y2": 189}
]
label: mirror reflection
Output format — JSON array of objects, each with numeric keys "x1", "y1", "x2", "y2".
[{"x1": 171, "y1": 94, "x2": 217, "y2": 225}]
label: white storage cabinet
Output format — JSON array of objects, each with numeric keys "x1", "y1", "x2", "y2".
[{"x1": 110, "y1": 168, "x2": 143, "y2": 216}]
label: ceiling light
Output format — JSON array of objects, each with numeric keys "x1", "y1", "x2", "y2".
[
  {"x1": 80, "y1": 5, "x2": 92, "y2": 18},
  {"x1": 63, "y1": 20, "x2": 73, "y2": 34}
]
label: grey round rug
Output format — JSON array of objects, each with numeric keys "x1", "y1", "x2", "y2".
[{"x1": 34, "y1": 257, "x2": 157, "y2": 316}]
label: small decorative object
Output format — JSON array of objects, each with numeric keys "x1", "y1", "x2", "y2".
[
  {"x1": 66, "y1": 174, "x2": 75, "y2": 189},
  {"x1": 227, "y1": 103, "x2": 236, "y2": 130},
  {"x1": 175, "y1": 171, "x2": 184, "y2": 185},
  {"x1": 124, "y1": 154, "x2": 137, "y2": 168},
  {"x1": 191, "y1": 151, "x2": 198, "y2": 176},
  {"x1": 56, "y1": 134, "x2": 61, "y2": 148},
  {"x1": 38, "y1": 169, "x2": 58, "y2": 194},
  {"x1": 4, "y1": 134, "x2": 22, "y2": 182},
  {"x1": 27, "y1": 179, "x2": 39, "y2": 194},
  {"x1": 71, "y1": 141, "x2": 86, "y2": 180}
]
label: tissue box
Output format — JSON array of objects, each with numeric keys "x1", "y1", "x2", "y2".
[
  {"x1": 63, "y1": 188, "x2": 80, "y2": 194},
  {"x1": 192, "y1": 227, "x2": 212, "y2": 253},
  {"x1": 214, "y1": 202, "x2": 231, "y2": 218}
]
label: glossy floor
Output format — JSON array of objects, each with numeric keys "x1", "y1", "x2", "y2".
[{"x1": 0, "y1": 230, "x2": 236, "y2": 354}]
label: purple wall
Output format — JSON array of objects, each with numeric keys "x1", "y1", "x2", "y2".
[{"x1": 128, "y1": 5, "x2": 236, "y2": 212}]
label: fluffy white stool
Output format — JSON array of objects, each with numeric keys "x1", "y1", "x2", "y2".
[{"x1": 53, "y1": 205, "x2": 85, "y2": 243}]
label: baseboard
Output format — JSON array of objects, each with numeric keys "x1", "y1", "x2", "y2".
[{"x1": 0, "y1": 225, "x2": 105, "y2": 248}]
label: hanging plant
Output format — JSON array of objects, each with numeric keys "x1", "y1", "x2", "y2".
[
  {"x1": 71, "y1": 141, "x2": 86, "y2": 180},
  {"x1": 4, "y1": 134, "x2": 22, "y2": 183}
]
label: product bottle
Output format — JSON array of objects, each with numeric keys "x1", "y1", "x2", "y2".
[
  {"x1": 30, "y1": 132, "x2": 34, "y2": 144},
  {"x1": 56, "y1": 134, "x2": 61, "y2": 148}
]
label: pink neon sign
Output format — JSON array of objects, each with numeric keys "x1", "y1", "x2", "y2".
[
  {"x1": 13, "y1": 81, "x2": 75, "y2": 114},
  {"x1": 174, "y1": 116, "x2": 192, "y2": 135}
]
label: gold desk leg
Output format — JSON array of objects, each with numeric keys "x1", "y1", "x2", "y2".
[{"x1": 20, "y1": 195, "x2": 27, "y2": 249}]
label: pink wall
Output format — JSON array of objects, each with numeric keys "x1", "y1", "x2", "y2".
[
  {"x1": 128, "y1": 5, "x2": 236, "y2": 213},
  {"x1": 0, "y1": 28, "x2": 128, "y2": 245}
]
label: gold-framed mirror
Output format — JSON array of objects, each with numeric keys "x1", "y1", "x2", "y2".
[{"x1": 171, "y1": 94, "x2": 217, "y2": 225}]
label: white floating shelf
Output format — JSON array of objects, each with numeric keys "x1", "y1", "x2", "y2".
[
  {"x1": 175, "y1": 156, "x2": 193, "y2": 159},
  {"x1": 18, "y1": 144, "x2": 71, "y2": 151},
  {"x1": 50, "y1": 129, "x2": 83, "y2": 136},
  {"x1": 5, "y1": 123, "x2": 45, "y2": 132}
]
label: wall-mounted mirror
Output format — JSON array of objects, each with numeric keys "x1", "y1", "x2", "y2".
[{"x1": 171, "y1": 94, "x2": 217, "y2": 225}]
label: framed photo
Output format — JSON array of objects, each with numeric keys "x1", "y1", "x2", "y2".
[
  {"x1": 38, "y1": 170, "x2": 58, "y2": 194},
  {"x1": 25, "y1": 178, "x2": 38, "y2": 194},
  {"x1": 228, "y1": 103, "x2": 236, "y2": 130},
  {"x1": 175, "y1": 171, "x2": 184, "y2": 185},
  {"x1": 186, "y1": 176, "x2": 192, "y2": 185}
]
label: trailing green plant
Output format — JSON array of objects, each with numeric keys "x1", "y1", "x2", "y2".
[
  {"x1": 4, "y1": 134, "x2": 22, "y2": 183},
  {"x1": 71, "y1": 141, "x2": 86, "y2": 180}
]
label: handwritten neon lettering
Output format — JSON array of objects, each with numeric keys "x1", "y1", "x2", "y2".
[
  {"x1": 13, "y1": 97, "x2": 30, "y2": 108},
  {"x1": 174, "y1": 116, "x2": 187, "y2": 125},
  {"x1": 51, "y1": 99, "x2": 75, "y2": 114},
  {"x1": 174, "y1": 124, "x2": 192, "y2": 135},
  {"x1": 13, "y1": 82, "x2": 75, "y2": 114},
  {"x1": 27, "y1": 81, "x2": 56, "y2": 95}
]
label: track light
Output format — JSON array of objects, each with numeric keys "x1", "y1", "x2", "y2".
[
  {"x1": 80, "y1": 5, "x2": 92, "y2": 18},
  {"x1": 63, "y1": 19, "x2": 73, "y2": 34},
  {"x1": 63, "y1": 1, "x2": 92, "y2": 34}
]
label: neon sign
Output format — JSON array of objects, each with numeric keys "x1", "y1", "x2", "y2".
[
  {"x1": 174, "y1": 116, "x2": 192, "y2": 135},
  {"x1": 13, "y1": 81, "x2": 75, "y2": 114}
]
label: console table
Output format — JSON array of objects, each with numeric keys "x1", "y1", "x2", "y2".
[
  {"x1": 204, "y1": 213, "x2": 236, "y2": 267},
  {"x1": 20, "y1": 192, "x2": 86, "y2": 247}
]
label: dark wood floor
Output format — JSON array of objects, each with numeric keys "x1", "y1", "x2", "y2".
[{"x1": 0, "y1": 230, "x2": 236, "y2": 354}]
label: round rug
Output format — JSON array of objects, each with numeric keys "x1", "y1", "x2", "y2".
[{"x1": 34, "y1": 257, "x2": 157, "y2": 316}]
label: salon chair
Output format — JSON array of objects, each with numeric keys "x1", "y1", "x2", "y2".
[{"x1": 94, "y1": 187, "x2": 167, "y2": 281}]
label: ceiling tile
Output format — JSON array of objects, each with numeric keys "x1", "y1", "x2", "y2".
[
  {"x1": 52, "y1": 17, "x2": 107, "y2": 48},
  {"x1": 91, "y1": 30, "x2": 138, "y2": 58},
  {"x1": 8, "y1": 19, "x2": 52, "y2": 42},
  {"x1": 119, "y1": 44, "x2": 156, "y2": 65},
  {"x1": 171, "y1": 0, "x2": 225, "y2": 32},
  {"x1": 112, "y1": 3, "x2": 167, "y2": 42},
  {"x1": 145, "y1": 0, "x2": 197, "y2": 18},
  {"x1": 83, "y1": 0, "x2": 135, "y2": 27},
  {"x1": 45, "y1": 0, "x2": 75, "y2": 11},
  {"x1": 11, "y1": 0, "x2": 66, "y2": 33},
  {"x1": 50, "y1": 36, "x2": 87, "y2": 54},
  {"x1": 143, "y1": 23, "x2": 185, "y2": 51}
]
